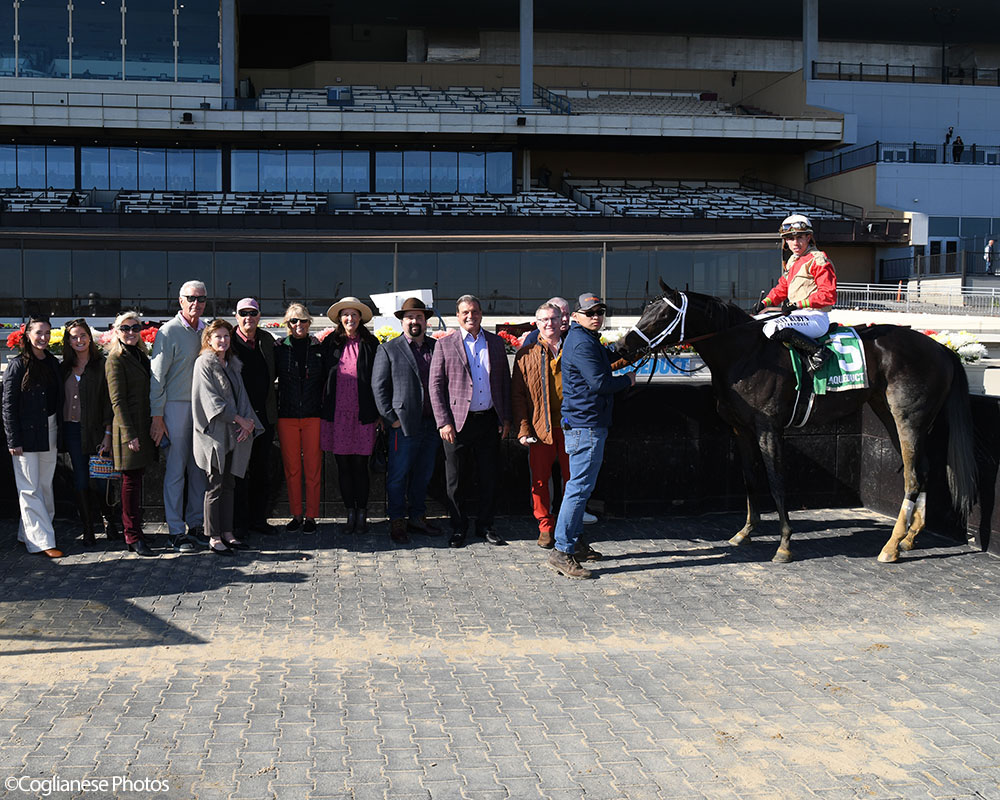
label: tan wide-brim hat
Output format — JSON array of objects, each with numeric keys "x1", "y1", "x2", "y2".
[{"x1": 326, "y1": 296, "x2": 373, "y2": 324}]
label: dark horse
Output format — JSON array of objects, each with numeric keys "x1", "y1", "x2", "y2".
[{"x1": 613, "y1": 280, "x2": 977, "y2": 563}]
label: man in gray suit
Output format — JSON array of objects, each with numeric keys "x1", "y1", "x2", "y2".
[{"x1": 372, "y1": 297, "x2": 442, "y2": 544}]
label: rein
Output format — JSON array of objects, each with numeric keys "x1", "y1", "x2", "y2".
[{"x1": 623, "y1": 292, "x2": 715, "y2": 372}]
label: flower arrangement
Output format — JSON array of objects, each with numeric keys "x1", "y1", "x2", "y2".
[
  {"x1": 923, "y1": 330, "x2": 989, "y2": 363},
  {"x1": 374, "y1": 325, "x2": 400, "y2": 343},
  {"x1": 497, "y1": 329, "x2": 521, "y2": 354},
  {"x1": 430, "y1": 330, "x2": 452, "y2": 340},
  {"x1": 600, "y1": 327, "x2": 630, "y2": 348},
  {"x1": 5, "y1": 325, "x2": 65, "y2": 354}
]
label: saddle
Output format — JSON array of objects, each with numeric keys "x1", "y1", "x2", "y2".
[{"x1": 785, "y1": 325, "x2": 869, "y2": 428}]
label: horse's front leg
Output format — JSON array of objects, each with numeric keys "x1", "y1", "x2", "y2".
[
  {"x1": 756, "y1": 427, "x2": 793, "y2": 562},
  {"x1": 729, "y1": 427, "x2": 762, "y2": 547}
]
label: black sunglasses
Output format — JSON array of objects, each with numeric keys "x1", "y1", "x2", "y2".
[
  {"x1": 237, "y1": 309, "x2": 260, "y2": 317},
  {"x1": 287, "y1": 318, "x2": 310, "y2": 325},
  {"x1": 182, "y1": 295, "x2": 208, "y2": 303},
  {"x1": 583, "y1": 308, "x2": 606, "y2": 317},
  {"x1": 119, "y1": 323, "x2": 141, "y2": 333}
]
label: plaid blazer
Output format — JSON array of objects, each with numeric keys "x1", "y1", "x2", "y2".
[{"x1": 429, "y1": 329, "x2": 511, "y2": 433}]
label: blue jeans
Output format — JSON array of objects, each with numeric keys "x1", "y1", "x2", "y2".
[
  {"x1": 385, "y1": 417, "x2": 440, "y2": 521},
  {"x1": 554, "y1": 426, "x2": 608, "y2": 554}
]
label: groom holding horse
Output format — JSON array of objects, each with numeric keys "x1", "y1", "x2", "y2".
[{"x1": 751, "y1": 214, "x2": 837, "y2": 373}]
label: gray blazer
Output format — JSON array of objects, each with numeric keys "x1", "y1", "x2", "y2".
[{"x1": 371, "y1": 334, "x2": 436, "y2": 437}]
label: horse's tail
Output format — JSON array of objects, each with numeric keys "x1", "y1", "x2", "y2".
[{"x1": 944, "y1": 351, "x2": 978, "y2": 523}]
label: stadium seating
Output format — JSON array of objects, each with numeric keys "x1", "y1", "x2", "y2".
[
  {"x1": 257, "y1": 86, "x2": 552, "y2": 114},
  {"x1": 114, "y1": 191, "x2": 327, "y2": 214},
  {"x1": 0, "y1": 189, "x2": 100, "y2": 212},
  {"x1": 567, "y1": 180, "x2": 851, "y2": 220}
]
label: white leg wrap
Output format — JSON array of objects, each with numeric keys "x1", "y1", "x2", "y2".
[{"x1": 901, "y1": 498, "x2": 915, "y2": 529}]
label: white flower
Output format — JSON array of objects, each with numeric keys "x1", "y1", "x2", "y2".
[{"x1": 929, "y1": 330, "x2": 989, "y2": 363}]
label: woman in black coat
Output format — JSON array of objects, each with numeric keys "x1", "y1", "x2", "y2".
[
  {"x1": 2, "y1": 317, "x2": 64, "y2": 557},
  {"x1": 61, "y1": 318, "x2": 115, "y2": 545}
]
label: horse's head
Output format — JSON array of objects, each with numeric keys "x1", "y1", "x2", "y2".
[{"x1": 612, "y1": 279, "x2": 687, "y2": 367}]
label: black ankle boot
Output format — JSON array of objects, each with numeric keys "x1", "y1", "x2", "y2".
[
  {"x1": 345, "y1": 508, "x2": 357, "y2": 533},
  {"x1": 356, "y1": 508, "x2": 368, "y2": 534},
  {"x1": 75, "y1": 490, "x2": 96, "y2": 546}
]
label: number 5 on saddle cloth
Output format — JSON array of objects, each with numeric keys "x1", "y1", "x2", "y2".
[{"x1": 785, "y1": 327, "x2": 869, "y2": 427}]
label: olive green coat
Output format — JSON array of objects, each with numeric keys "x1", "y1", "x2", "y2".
[{"x1": 106, "y1": 345, "x2": 156, "y2": 471}]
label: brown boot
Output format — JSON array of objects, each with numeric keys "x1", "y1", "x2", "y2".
[
  {"x1": 390, "y1": 518, "x2": 410, "y2": 544},
  {"x1": 546, "y1": 549, "x2": 592, "y2": 579},
  {"x1": 407, "y1": 516, "x2": 441, "y2": 535},
  {"x1": 537, "y1": 529, "x2": 555, "y2": 549}
]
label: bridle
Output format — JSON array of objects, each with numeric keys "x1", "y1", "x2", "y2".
[{"x1": 622, "y1": 291, "x2": 711, "y2": 375}]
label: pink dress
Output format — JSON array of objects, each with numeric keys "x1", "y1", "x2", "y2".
[{"x1": 320, "y1": 338, "x2": 377, "y2": 455}]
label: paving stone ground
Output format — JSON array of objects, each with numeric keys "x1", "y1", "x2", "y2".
[{"x1": 0, "y1": 509, "x2": 998, "y2": 800}]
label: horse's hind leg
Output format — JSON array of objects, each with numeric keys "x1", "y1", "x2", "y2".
[
  {"x1": 878, "y1": 425, "x2": 926, "y2": 564},
  {"x1": 729, "y1": 427, "x2": 762, "y2": 547}
]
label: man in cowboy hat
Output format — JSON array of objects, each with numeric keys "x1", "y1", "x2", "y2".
[{"x1": 371, "y1": 297, "x2": 443, "y2": 544}]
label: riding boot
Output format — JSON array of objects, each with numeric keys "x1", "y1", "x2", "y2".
[
  {"x1": 773, "y1": 328, "x2": 830, "y2": 374},
  {"x1": 75, "y1": 489, "x2": 96, "y2": 546}
]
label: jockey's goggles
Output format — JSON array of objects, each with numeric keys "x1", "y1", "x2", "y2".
[{"x1": 779, "y1": 221, "x2": 812, "y2": 235}]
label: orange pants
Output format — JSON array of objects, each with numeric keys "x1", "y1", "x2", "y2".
[{"x1": 277, "y1": 417, "x2": 322, "y2": 518}]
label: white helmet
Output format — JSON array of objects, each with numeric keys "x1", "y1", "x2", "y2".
[{"x1": 779, "y1": 213, "x2": 813, "y2": 237}]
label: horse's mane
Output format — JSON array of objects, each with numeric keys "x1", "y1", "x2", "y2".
[{"x1": 683, "y1": 289, "x2": 754, "y2": 332}]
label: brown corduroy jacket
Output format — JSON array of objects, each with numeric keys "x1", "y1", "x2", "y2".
[{"x1": 511, "y1": 339, "x2": 563, "y2": 445}]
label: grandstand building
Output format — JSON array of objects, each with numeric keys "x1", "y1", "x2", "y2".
[{"x1": 1, "y1": 0, "x2": 997, "y2": 320}]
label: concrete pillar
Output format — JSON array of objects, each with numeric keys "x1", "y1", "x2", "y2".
[
  {"x1": 220, "y1": 0, "x2": 236, "y2": 105},
  {"x1": 521, "y1": 150, "x2": 531, "y2": 191},
  {"x1": 803, "y1": 0, "x2": 818, "y2": 79},
  {"x1": 519, "y1": 0, "x2": 533, "y2": 108}
]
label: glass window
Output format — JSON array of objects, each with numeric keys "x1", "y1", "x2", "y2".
[
  {"x1": 342, "y1": 151, "x2": 370, "y2": 192},
  {"x1": 458, "y1": 152, "x2": 485, "y2": 193},
  {"x1": 258, "y1": 150, "x2": 286, "y2": 192},
  {"x1": 45, "y1": 146, "x2": 75, "y2": 189},
  {"x1": 606, "y1": 250, "x2": 650, "y2": 313},
  {"x1": 315, "y1": 151, "x2": 342, "y2": 192},
  {"x1": 124, "y1": 2, "x2": 174, "y2": 81},
  {"x1": 23, "y1": 249, "x2": 72, "y2": 317},
  {"x1": 928, "y1": 217, "x2": 959, "y2": 237},
  {"x1": 261, "y1": 252, "x2": 306, "y2": 314},
  {"x1": 520, "y1": 251, "x2": 562, "y2": 312},
  {"x1": 286, "y1": 151, "x2": 314, "y2": 192},
  {"x1": 0, "y1": 249, "x2": 21, "y2": 298},
  {"x1": 72, "y1": 250, "x2": 120, "y2": 316},
  {"x1": 375, "y1": 152, "x2": 403, "y2": 193},
  {"x1": 80, "y1": 147, "x2": 109, "y2": 190},
  {"x1": 738, "y1": 249, "x2": 778, "y2": 304},
  {"x1": 109, "y1": 148, "x2": 138, "y2": 190},
  {"x1": 194, "y1": 150, "x2": 222, "y2": 191},
  {"x1": 0, "y1": 145, "x2": 16, "y2": 188},
  {"x1": 19, "y1": 0, "x2": 68, "y2": 78},
  {"x1": 396, "y1": 253, "x2": 437, "y2": 293},
  {"x1": 231, "y1": 151, "x2": 258, "y2": 192},
  {"x1": 649, "y1": 250, "x2": 695, "y2": 299},
  {"x1": 436, "y1": 252, "x2": 478, "y2": 309},
  {"x1": 167, "y1": 251, "x2": 214, "y2": 314},
  {"x1": 138, "y1": 149, "x2": 166, "y2": 191},
  {"x1": 960, "y1": 217, "x2": 990, "y2": 238},
  {"x1": 403, "y1": 151, "x2": 430, "y2": 194},
  {"x1": 166, "y1": 149, "x2": 195, "y2": 191},
  {"x1": 213, "y1": 252, "x2": 260, "y2": 316},
  {"x1": 304, "y1": 252, "x2": 351, "y2": 317},
  {"x1": 692, "y1": 249, "x2": 740, "y2": 297},
  {"x1": 481, "y1": 251, "x2": 519, "y2": 315},
  {"x1": 351, "y1": 252, "x2": 393, "y2": 301},
  {"x1": 0, "y1": 4, "x2": 14, "y2": 77},
  {"x1": 72, "y1": 1, "x2": 122, "y2": 79},
  {"x1": 17, "y1": 145, "x2": 47, "y2": 189},
  {"x1": 430, "y1": 151, "x2": 458, "y2": 194},
  {"x1": 177, "y1": 0, "x2": 219, "y2": 83},
  {"x1": 561, "y1": 250, "x2": 601, "y2": 311},
  {"x1": 485, "y1": 152, "x2": 513, "y2": 194},
  {"x1": 121, "y1": 251, "x2": 168, "y2": 311}
]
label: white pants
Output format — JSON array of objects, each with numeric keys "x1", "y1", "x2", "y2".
[
  {"x1": 761, "y1": 308, "x2": 830, "y2": 340},
  {"x1": 162, "y1": 400, "x2": 208, "y2": 535},
  {"x1": 13, "y1": 414, "x2": 58, "y2": 553}
]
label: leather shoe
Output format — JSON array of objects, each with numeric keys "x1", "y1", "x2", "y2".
[
  {"x1": 302, "y1": 518, "x2": 317, "y2": 534},
  {"x1": 390, "y1": 519, "x2": 410, "y2": 544},
  {"x1": 209, "y1": 539, "x2": 234, "y2": 556},
  {"x1": 479, "y1": 528, "x2": 507, "y2": 546},
  {"x1": 285, "y1": 517, "x2": 303, "y2": 532},
  {"x1": 537, "y1": 529, "x2": 555, "y2": 548},
  {"x1": 170, "y1": 535, "x2": 195, "y2": 553},
  {"x1": 186, "y1": 526, "x2": 209, "y2": 548},
  {"x1": 407, "y1": 516, "x2": 441, "y2": 535},
  {"x1": 128, "y1": 539, "x2": 156, "y2": 557},
  {"x1": 40, "y1": 548, "x2": 64, "y2": 559},
  {"x1": 223, "y1": 535, "x2": 250, "y2": 550},
  {"x1": 448, "y1": 531, "x2": 467, "y2": 548}
]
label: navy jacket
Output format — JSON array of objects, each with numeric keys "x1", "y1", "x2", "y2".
[
  {"x1": 560, "y1": 321, "x2": 630, "y2": 429},
  {"x1": 2, "y1": 352, "x2": 63, "y2": 452}
]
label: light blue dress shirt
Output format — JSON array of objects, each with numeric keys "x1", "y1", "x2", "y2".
[{"x1": 463, "y1": 329, "x2": 493, "y2": 412}]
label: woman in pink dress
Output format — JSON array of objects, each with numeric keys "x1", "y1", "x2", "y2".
[{"x1": 321, "y1": 297, "x2": 380, "y2": 533}]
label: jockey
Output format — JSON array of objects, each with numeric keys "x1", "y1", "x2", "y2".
[{"x1": 751, "y1": 213, "x2": 837, "y2": 373}]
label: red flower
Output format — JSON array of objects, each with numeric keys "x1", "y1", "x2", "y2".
[{"x1": 5, "y1": 324, "x2": 25, "y2": 350}]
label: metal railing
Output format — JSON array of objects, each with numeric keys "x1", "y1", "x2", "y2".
[
  {"x1": 740, "y1": 177, "x2": 864, "y2": 219},
  {"x1": 533, "y1": 84, "x2": 572, "y2": 114},
  {"x1": 812, "y1": 61, "x2": 1000, "y2": 86},
  {"x1": 809, "y1": 141, "x2": 1000, "y2": 181},
  {"x1": 838, "y1": 282, "x2": 1000, "y2": 317}
]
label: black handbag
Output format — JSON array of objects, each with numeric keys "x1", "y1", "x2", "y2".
[{"x1": 370, "y1": 427, "x2": 388, "y2": 473}]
